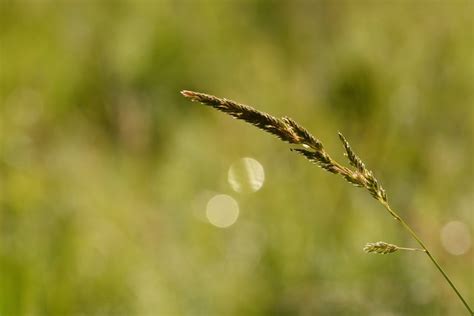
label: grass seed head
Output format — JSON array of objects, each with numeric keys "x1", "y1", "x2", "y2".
[{"x1": 363, "y1": 242, "x2": 399, "y2": 254}]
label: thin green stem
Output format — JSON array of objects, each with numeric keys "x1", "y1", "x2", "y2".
[
  {"x1": 397, "y1": 246, "x2": 425, "y2": 252},
  {"x1": 381, "y1": 202, "x2": 473, "y2": 315}
]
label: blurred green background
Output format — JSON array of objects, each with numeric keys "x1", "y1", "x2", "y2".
[{"x1": 1, "y1": 1, "x2": 473, "y2": 315}]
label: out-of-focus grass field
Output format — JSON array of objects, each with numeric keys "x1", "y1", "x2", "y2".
[{"x1": 1, "y1": 1, "x2": 473, "y2": 315}]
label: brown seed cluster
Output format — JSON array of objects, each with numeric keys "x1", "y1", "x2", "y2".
[{"x1": 181, "y1": 90, "x2": 387, "y2": 203}]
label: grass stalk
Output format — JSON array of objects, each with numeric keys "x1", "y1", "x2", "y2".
[
  {"x1": 182, "y1": 90, "x2": 473, "y2": 315},
  {"x1": 382, "y1": 202, "x2": 473, "y2": 315}
]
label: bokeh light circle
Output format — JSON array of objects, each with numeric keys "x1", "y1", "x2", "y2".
[
  {"x1": 228, "y1": 157, "x2": 265, "y2": 193},
  {"x1": 206, "y1": 194, "x2": 239, "y2": 228},
  {"x1": 440, "y1": 221, "x2": 471, "y2": 256}
]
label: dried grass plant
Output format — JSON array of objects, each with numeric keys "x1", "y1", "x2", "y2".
[{"x1": 181, "y1": 90, "x2": 473, "y2": 315}]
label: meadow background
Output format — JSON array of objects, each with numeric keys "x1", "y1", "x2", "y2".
[{"x1": 1, "y1": 1, "x2": 473, "y2": 315}]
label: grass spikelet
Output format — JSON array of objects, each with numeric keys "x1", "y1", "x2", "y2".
[
  {"x1": 364, "y1": 242, "x2": 426, "y2": 254},
  {"x1": 338, "y1": 132, "x2": 366, "y2": 173},
  {"x1": 338, "y1": 132, "x2": 387, "y2": 202},
  {"x1": 180, "y1": 90, "x2": 318, "y2": 147},
  {"x1": 364, "y1": 242, "x2": 399, "y2": 254}
]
